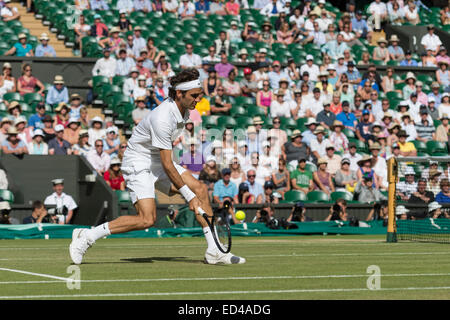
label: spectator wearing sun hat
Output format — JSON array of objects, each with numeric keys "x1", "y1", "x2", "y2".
[
  {"x1": 27, "y1": 129, "x2": 48, "y2": 155},
  {"x1": 35, "y1": 33, "x2": 56, "y2": 57},
  {"x1": 63, "y1": 117, "x2": 81, "y2": 146},
  {"x1": 4, "y1": 33, "x2": 33, "y2": 57},
  {"x1": 46, "y1": 76, "x2": 69, "y2": 106},
  {"x1": 88, "y1": 116, "x2": 106, "y2": 147}
]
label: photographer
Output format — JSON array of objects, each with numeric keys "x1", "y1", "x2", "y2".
[
  {"x1": 43, "y1": 179, "x2": 77, "y2": 224},
  {"x1": 324, "y1": 198, "x2": 348, "y2": 221},
  {"x1": 216, "y1": 196, "x2": 240, "y2": 225},
  {"x1": 287, "y1": 201, "x2": 312, "y2": 222},
  {"x1": 253, "y1": 203, "x2": 298, "y2": 229},
  {"x1": 366, "y1": 200, "x2": 388, "y2": 225},
  {"x1": 0, "y1": 201, "x2": 13, "y2": 224},
  {"x1": 252, "y1": 203, "x2": 275, "y2": 224},
  {"x1": 23, "y1": 200, "x2": 57, "y2": 224}
]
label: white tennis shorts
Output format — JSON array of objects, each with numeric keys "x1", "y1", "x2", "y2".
[{"x1": 121, "y1": 154, "x2": 186, "y2": 204}]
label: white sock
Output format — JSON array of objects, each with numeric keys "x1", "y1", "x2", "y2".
[
  {"x1": 203, "y1": 227, "x2": 216, "y2": 252},
  {"x1": 85, "y1": 222, "x2": 111, "y2": 242}
]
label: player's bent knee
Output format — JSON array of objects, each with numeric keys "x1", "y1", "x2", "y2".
[{"x1": 137, "y1": 216, "x2": 155, "y2": 229}]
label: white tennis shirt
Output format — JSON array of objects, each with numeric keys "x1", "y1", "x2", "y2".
[{"x1": 125, "y1": 98, "x2": 190, "y2": 160}]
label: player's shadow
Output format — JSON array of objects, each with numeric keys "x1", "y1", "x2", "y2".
[{"x1": 121, "y1": 256, "x2": 204, "y2": 264}]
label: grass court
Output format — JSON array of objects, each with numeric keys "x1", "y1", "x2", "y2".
[{"x1": 1, "y1": 235, "x2": 450, "y2": 300}]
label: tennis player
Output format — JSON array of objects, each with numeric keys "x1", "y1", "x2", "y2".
[{"x1": 69, "y1": 68, "x2": 245, "y2": 265}]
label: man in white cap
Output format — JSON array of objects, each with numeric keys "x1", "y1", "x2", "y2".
[
  {"x1": 300, "y1": 55, "x2": 320, "y2": 82},
  {"x1": 69, "y1": 68, "x2": 246, "y2": 265},
  {"x1": 259, "y1": 140, "x2": 278, "y2": 172},
  {"x1": 48, "y1": 124, "x2": 72, "y2": 155},
  {"x1": 395, "y1": 205, "x2": 409, "y2": 220},
  {"x1": 428, "y1": 202, "x2": 448, "y2": 219},
  {"x1": 123, "y1": 66, "x2": 140, "y2": 96},
  {"x1": 396, "y1": 166, "x2": 418, "y2": 201},
  {"x1": 44, "y1": 179, "x2": 77, "y2": 224},
  {"x1": 35, "y1": 33, "x2": 56, "y2": 57}
]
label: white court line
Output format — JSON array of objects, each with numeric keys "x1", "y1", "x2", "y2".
[
  {"x1": 1, "y1": 272, "x2": 450, "y2": 285},
  {"x1": 1, "y1": 251, "x2": 450, "y2": 262},
  {"x1": 2, "y1": 286, "x2": 450, "y2": 299},
  {"x1": 0, "y1": 267, "x2": 76, "y2": 283}
]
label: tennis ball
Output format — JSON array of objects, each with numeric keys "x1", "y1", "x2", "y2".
[{"x1": 235, "y1": 210, "x2": 246, "y2": 220}]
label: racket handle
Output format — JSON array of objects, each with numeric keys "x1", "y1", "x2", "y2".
[{"x1": 197, "y1": 207, "x2": 206, "y2": 215}]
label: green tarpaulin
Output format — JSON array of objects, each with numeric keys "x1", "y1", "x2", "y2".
[{"x1": 0, "y1": 221, "x2": 387, "y2": 240}]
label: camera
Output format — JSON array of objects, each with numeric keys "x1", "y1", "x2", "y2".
[
  {"x1": 291, "y1": 202, "x2": 304, "y2": 222},
  {"x1": 223, "y1": 199, "x2": 232, "y2": 210},
  {"x1": 42, "y1": 205, "x2": 68, "y2": 223},
  {"x1": 330, "y1": 203, "x2": 342, "y2": 221}
]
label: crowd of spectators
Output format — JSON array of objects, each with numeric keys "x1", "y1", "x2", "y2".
[{"x1": 0, "y1": 0, "x2": 450, "y2": 223}]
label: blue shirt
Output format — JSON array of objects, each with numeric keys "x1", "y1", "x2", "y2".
[
  {"x1": 90, "y1": 0, "x2": 110, "y2": 10},
  {"x1": 195, "y1": 0, "x2": 210, "y2": 12},
  {"x1": 436, "y1": 192, "x2": 450, "y2": 204},
  {"x1": 399, "y1": 59, "x2": 418, "y2": 67},
  {"x1": 213, "y1": 179, "x2": 238, "y2": 201},
  {"x1": 103, "y1": 137, "x2": 120, "y2": 158},
  {"x1": 28, "y1": 113, "x2": 46, "y2": 129},
  {"x1": 1, "y1": 139, "x2": 26, "y2": 151},
  {"x1": 301, "y1": 130, "x2": 316, "y2": 146},
  {"x1": 244, "y1": 180, "x2": 264, "y2": 199},
  {"x1": 337, "y1": 111, "x2": 357, "y2": 128},
  {"x1": 359, "y1": 79, "x2": 380, "y2": 93},
  {"x1": 46, "y1": 86, "x2": 69, "y2": 106},
  {"x1": 14, "y1": 43, "x2": 33, "y2": 57},
  {"x1": 35, "y1": 44, "x2": 56, "y2": 57},
  {"x1": 351, "y1": 18, "x2": 368, "y2": 35},
  {"x1": 48, "y1": 138, "x2": 71, "y2": 155}
]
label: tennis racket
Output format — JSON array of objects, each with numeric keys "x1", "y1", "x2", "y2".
[{"x1": 198, "y1": 207, "x2": 232, "y2": 254}]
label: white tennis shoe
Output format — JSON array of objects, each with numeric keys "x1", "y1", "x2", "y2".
[
  {"x1": 69, "y1": 228, "x2": 94, "y2": 265},
  {"x1": 204, "y1": 250, "x2": 246, "y2": 265}
]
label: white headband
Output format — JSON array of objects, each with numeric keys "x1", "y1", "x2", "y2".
[{"x1": 174, "y1": 79, "x2": 202, "y2": 91}]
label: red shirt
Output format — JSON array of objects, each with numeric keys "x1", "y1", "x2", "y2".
[
  {"x1": 330, "y1": 102, "x2": 342, "y2": 115},
  {"x1": 103, "y1": 171, "x2": 124, "y2": 190}
]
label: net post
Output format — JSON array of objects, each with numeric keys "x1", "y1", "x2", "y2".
[{"x1": 386, "y1": 157, "x2": 397, "y2": 243}]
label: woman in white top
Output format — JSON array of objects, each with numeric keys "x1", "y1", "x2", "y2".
[
  {"x1": 27, "y1": 129, "x2": 48, "y2": 155},
  {"x1": 72, "y1": 130, "x2": 91, "y2": 156},
  {"x1": 75, "y1": 0, "x2": 90, "y2": 10},
  {"x1": 404, "y1": 2, "x2": 419, "y2": 25},
  {"x1": 221, "y1": 129, "x2": 237, "y2": 165},
  {"x1": 0, "y1": 63, "x2": 16, "y2": 103},
  {"x1": 163, "y1": 0, "x2": 179, "y2": 13},
  {"x1": 87, "y1": 117, "x2": 106, "y2": 147},
  {"x1": 132, "y1": 75, "x2": 148, "y2": 101},
  {"x1": 229, "y1": 156, "x2": 246, "y2": 187}
]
